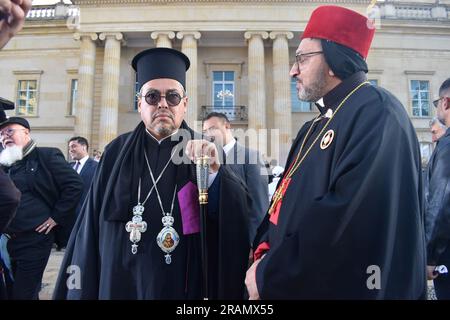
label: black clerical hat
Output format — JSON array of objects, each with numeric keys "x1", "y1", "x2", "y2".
[
  {"x1": 0, "y1": 116, "x2": 30, "y2": 130},
  {"x1": 132, "y1": 47, "x2": 190, "y2": 90},
  {"x1": 0, "y1": 97, "x2": 14, "y2": 123}
]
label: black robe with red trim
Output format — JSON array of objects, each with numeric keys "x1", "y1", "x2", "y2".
[
  {"x1": 53, "y1": 121, "x2": 250, "y2": 300},
  {"x1": 254, "y1": 72, "x2": 426, "y2": 299}
]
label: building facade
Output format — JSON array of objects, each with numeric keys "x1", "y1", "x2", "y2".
[{"x1": 0, "y1": 0, "x2": 449, "y2": 166}]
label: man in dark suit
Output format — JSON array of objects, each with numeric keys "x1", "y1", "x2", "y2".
[
  {"x1": 68, "y1": 136, "x2": 98, "y2": 217},
  {"x1": 0, "y1": 116, "x2": 82, "y2": 299},
  {"x1": 425, "y1": 78, "x2": 450, "y2": 299},
  {"x1": 203, "y1": 112, "x2": 269, "y2": 244}
]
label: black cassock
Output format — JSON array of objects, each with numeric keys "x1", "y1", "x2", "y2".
[
  {"x1": 254, "y1": 72, "x2": 426, "y2": 299},
  {"x1": 53, "y1": 122, "x2": 250, "y2": 299}
]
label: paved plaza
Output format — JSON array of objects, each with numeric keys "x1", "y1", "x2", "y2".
[{"x1": 38, "y1": 249, "x2": 438, "y2": 300}]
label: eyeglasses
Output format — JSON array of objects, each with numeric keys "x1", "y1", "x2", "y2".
[
  {"x1": 433, "y1": 97, "x2": 443, "y2": 108},
  {"x1": 139, "y1": 89, "x2": 185, "y2": 107},
  {"x1": 0, "y1": 128, "x2": 27, "y2": 137},
  {"x1": 295, "y1": 51, "x2": 323, "y2": 66},
  {"x1": 433, "y1": 97, "x2": 450, "y2": 108}
]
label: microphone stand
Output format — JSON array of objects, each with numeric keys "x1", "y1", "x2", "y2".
[{"x1": 196, "y1": 155, "x2": 209, "y2": 300}]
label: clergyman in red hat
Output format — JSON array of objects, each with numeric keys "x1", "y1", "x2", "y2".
[{"x1": 246, "y1": 5, "x2": 426, "y2": 299}]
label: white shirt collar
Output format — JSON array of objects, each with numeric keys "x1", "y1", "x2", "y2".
[
  {"x1": 223, "y1": 138, "x2": 236, "y2": 155},
  {"x1": 78, "y1": 155, "x2": 89, "y2": 166},
  {"x1": 74, "y1": 155, "x2": 89, "y2": 174},
  {"x1": 146, "y1": 128, "x2": 179, "y2": 144}
]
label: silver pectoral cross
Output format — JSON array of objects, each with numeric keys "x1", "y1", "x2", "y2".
[{"x1": 125, "y1": 207, "x2": 147, "y2": 254}]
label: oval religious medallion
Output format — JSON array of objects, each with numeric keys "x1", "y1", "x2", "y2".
[
  {"x1": 320, "y1": 129, "x2": 335, "y2": 150},
  {"x1": 157, "y1": 226, "x2": 180, "y2": 264}
]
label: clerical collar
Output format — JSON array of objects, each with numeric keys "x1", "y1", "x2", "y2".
[
  {"x1": 223, "y1": 138, "x2": 236, "y2": 155},
  {"x1": 315, "y1": 98, "x2": 325, "y2": 108},
  {"x1": 315, "y1": 71, "x2": 368, "y2": 116},
  {"x1": 146, "y1": 128, "x2": 180, "y2": 145}
]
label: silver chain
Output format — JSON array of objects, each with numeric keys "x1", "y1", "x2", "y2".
[
  {"x1": 137, "y1": 145, "x2": 178, "y2": 206},
  {"x1": 144, "y1": 151, "x2": 177, "y2": 216}
]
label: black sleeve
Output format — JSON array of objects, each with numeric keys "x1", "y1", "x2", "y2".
[
  {"x1": 426, "y1": 146, "x2": 450, "y2": 265},
  {"x1": 244, "y1": 150, "x2": 269, "y2": 244},
  {"x1": 46, "y1": 149, "x2": 83, "y2": 225},
  {"x1": 53, "y1": 146, "x2": 109, "y2": 299},
  {"x1": 0, "y1": 168, "x2": 21, "y2": 232}
]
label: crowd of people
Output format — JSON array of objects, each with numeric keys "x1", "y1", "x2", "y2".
[{"x1": 1, "y1": 1, "x2": 450, "y2": 300}]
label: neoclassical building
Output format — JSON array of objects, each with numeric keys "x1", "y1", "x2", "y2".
[{"x1": 0, "y1": 0, "x2": 449, "y2": 166}]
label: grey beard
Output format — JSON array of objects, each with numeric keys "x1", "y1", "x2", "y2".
[
  {"x1": 299, "y1": 86, "x2": 324, "y2": 102},
  {"x1": 298, "y1": 70, "x2": 328, "y2": 102},
  {"x1": 0, "y1": 145, "x2": 23, "y2": 166},
  {"x1": 156, "y1": 125, "x2": 176, "y2": 138}
]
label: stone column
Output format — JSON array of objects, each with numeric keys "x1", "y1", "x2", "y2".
[
  {"x1": 270, "y1": 31, "x2": 293, "y2": 165},
  {"x1": 73, "y1": 33, "x2": 98, "y2": 142},
  {"x1": 177, "y1": 31, "x2": 201, "y2": 129},
  {"x1": 98, "y1": 32, "x2": 123, "y2": 151},
  {"x1": 244, "y1": 31, "x2": 269, "y2": 153},
  {"x1": 151, "y1": 31, "x2": 175, "y2": 48}
]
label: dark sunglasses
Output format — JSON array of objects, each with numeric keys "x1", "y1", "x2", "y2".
[
  {"x1": 433, "y1": 97, "x2": 450, "y2": 108},
  {"x1": 141, "y1": 89, "x2": 185, "y2": 107}
]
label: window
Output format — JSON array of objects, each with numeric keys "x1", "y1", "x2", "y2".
[
  {"x1": 16, "y1": 80, "x2": 37, "y2": 116},
  {"x1": 291, "y1": 78, "x2": 313, "y2": 112},
  {"x1": 212, "y1": 71, "x2": 235, "y2": 107},
  {"x1": 69, "y1": 79, "x2": 78, "y2": 116},
  {"x1": 369, "y1": 79, "x2": 378, "y2": 86},
  {"x1": 410, "y1": 80, "x2": 430, "y2": 117}
]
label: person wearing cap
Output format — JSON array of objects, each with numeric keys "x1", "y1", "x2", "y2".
[
  {"x1": 424, "y1": 78, "x2": 450, "y2": 299},
  {"x1": 53, "y1": 47, "x2": 251, "y2": 300},
  {"x1": 0, "y1": 116, "x2": 83, "y2": 299},
  {"x1": 246, "y1": 5, "x2": 426, "y2": 299},
  {"x1": 0, "y1": 0, "x2": 32, "y2": 49}
]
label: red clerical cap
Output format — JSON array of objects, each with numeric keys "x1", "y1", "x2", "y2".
[{"x1": 301, "y1": 6, "x2": 375, "y2": 58}]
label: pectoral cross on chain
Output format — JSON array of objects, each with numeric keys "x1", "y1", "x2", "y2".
[{"x1": 126, "y1": 205, "x2": 147, "y2": 254}]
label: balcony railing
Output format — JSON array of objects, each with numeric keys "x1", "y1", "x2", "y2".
[
  {"x1": 26, "y1": 4, "x2": 79, "y2": 20},
  {"x1": 379, "y1": 2, "x2": 448, "y2": 21},
  {"x1": 200, "y1": 106, "x2": 248, "y2": 122}
]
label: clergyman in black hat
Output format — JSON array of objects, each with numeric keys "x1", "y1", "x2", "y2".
[{"x1": 54, "y1": 47, "x2": 251, "y2": 300}]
